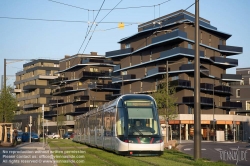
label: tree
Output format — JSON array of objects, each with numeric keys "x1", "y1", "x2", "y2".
[
  {"x1": 151, "y1": 75, "x2": 177, "y2": 143},
  {"x1": 57, "y1": 114, "x2": 65, "y2": 136},
  {"x1": 0, "y1": 86, "x2": 17, "y2": 143},
  {"x1": 0, "y1": 86, "x2": 17, "y2": 123}
]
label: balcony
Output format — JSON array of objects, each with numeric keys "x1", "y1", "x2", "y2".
[
  {"x1": 221, "y1": 74, "x2": 242, "y2": 81},
  {"x1": 73, "y1": 95, "x2": 89, "y2": 102},
  {"x1": 44, "y1": 110, "x2": 57, "y2": 117},
  {"x1": 210, "y1": 56, "x2": 238, "y2": 66},
  {"x1": 88, "y1": 83, "x2": 120, "y2": 90},
  {"x1": 183, "y1": 96, "x2": 213, "y2": 105},
  {"x1": 152, "y1": 30, "x2": 187, "y2": 44},
  {"x1": 200, "y1": 83, "x2": 213, "y2": 91},
  {"x1": 52, "y1": 86, "x2": 74, "y2": 95},
  {"x1": 64, "y1": 107, "x2": 90, "y2": 116},
  {"x1": 122, "y1": 74, "x2": 136, "y2": 80},
  {"x1": 170, "y1": 79, "x2": 191, "y2": 88},
  {"x1": 23, "y1": 84, "x2": 39, "y2": 90},
  {"x1": 214, "y1": 85, "x2": 231, "y2": 94},
  {"x1": 23, "y1": 103, "x2": 43, "y2": 109},
  {"x1": 49, "y1": 77, "x2": 68, "y2": 85},
  {"x1": 79, "y1": 71, "x2": 111, "y2": 78},
  {"x1": 160, "y1": 47, "x2": 205, "y2": 59},
  {"x1": 179, "y1": 64, "x2": 209, "y2": 75},
  {"x1": 146, "y1": 67, "x2": 166, "y2": 77},
  {"x1": 218, "y1": 45, "x2": 243, "y2": 55},
  {"x1": 81, "y1": 58, "x2": 113, "y2": 64},
  {"x1": 222, "y1": 102, "x2": 242, "y2": 108},
  {"x1": 105, "y1": 94, "x2": 118, "y2": 101},
  {"x1": 106, "y1": 48, "x2": 133, "y2": 58},
  {"x1": 49, "y1": 99, "x2": 64, "y2": 105},
  {"x1": 114, "y1": 65, "x2": 120, "y2": 71}
]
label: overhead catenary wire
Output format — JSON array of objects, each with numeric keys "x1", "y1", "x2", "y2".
[
  {"x1": 0, "y1": 16, "x2": 141, "y2": 24},
  {"x1": 77, "y1": 0, "x2": 106, "y2": 54},
  {"x1": 82, "y1": 0, "x2": 123, "y2": 54},
  {"x1": 48, "y1": 0, "x2": 171, "y2": 11}
]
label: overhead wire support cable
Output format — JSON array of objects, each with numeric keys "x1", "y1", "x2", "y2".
[
  {"x1": 82, "y1": 0, "x2": 123, "y2": 54},
  {"x1": 77, "y1": 0, "x2": 106, "y2": 54},
  {"x1": 48, "y1": 0, "x2": 171, "y2": 11}
]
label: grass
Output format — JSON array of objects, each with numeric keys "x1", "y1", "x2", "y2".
[{"x1": 47, "y1": 139, "x2": 232, "y2": 166}]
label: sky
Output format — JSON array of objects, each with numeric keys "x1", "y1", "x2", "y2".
[{"x1": 0, "y1": 0, "x2": 249, "y2": 88}]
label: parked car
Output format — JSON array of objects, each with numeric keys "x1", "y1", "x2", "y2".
[
  {"x1": 21, "y1": 132, "x2": 40, "y2": 142},
  {"x1": 47, "y1": 133, "x2": 60, "y2": 139},
  {"x1": 31, "y1": 133, "x2": 40, "y2": 142},
  {"x1": 62, "y1": 132, "x2": 73, "y2": 139}
]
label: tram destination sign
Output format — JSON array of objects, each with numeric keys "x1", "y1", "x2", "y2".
[{"x1": 125, "y1": 101, "x2": 152, "y2": 107}]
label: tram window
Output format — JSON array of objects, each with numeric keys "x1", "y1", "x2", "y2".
[
  {"x1": 104, "y1": 112, "x2": 111, "y2": 136},
  {"x1": 116, "y1": 108, "x2": 125, "y2": 136},
  {"x1": 127, "y1": 108, "x2": 159, "y2": 135},
  {"x1": 110, "y1": 111, "x2": 115, "y2": 136}
]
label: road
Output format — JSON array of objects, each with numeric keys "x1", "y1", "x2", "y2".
[{"x1": 178, "y1": 141, "x2": 250, "y2": 166}]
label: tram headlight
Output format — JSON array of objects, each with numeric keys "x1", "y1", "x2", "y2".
[{"x1": 129, "y1": 140, "x2": 133, "y2": 143}]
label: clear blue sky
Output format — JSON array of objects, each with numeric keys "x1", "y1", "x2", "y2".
[{"x1": 0, "y1": 0, "x2": 249, "y2": 87}]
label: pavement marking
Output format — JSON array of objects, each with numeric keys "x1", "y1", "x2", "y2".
[
  {"x1": 230, "y1": 148, "x2": 238, "y2": 150},
  {"x1": 214, "y1": 148, "x2": 223, "y2": 151},
  {"x1": 184, "y1": 148, "x2": 192, "y2": 151},
  {"x1": 201, "y1": 148, "x2": 206, "y2": 150}
]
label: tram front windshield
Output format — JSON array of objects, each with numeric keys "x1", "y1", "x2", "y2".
[{"x1": 126, "y1": 101, "x2": 160, "y2": 136}]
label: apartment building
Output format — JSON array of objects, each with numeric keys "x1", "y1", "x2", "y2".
[
  {"x1": 48, "y1": 52, "x2": 120, "y2": 135},
  {"x1": 230, "y1": 67, "x2": 250, "y2": 116},
  {"x1": 106, "y1": 10, "x2": 250, "y2": 141},
  {"x1": 13, "y1": 59, "x2": 59, "y2": 134}
]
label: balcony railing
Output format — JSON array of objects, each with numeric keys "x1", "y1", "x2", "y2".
[
  {"x1": 151, "y1": 30, "x2": 187, "y2": 44},
  {"x1": 160, "y1": 47, "x2": 205, "y2": 59},
  {"x1": 222, "y1": 102, "x2": 242, "y2": 108},
  {"x1": 52, "y1": 86, "x2": 74, "y2": 95},
  {"x1": 79, "y1": 71, "x2": 111, "y2": 78},
  {"x1": 122, "y1": 74, "x2": 136, "y2": 80},
  {"x1": 75, "y1": 107, "x2": 89, "y2": 112},
  {"x1": 44, "y1": 110, "x2": 57, "y2": 117},
  {"x1": 81, "y1": 58, "x2": 113, "y2": 64},
  {"x1": 49, "y1": 99, "x2": 64, "y2": 104},
  {"x1": 106, "y1": 48, "x2": 133, "y2": 58},
  {"x1": 170, "y1": 79, "x2": 191, "y2": 88},
  {"x1": 221, "y1": 74, "x2": 242, "y2": 80},
  {"x1": 88, "y1": 83, "x2": 120, "y2": 89},
  {"x1": 214, "y1": 85, "x2": 231, "y2": 93},
  {"x1": 218, "y1": 45, "x2": 243, "y2": 54},
  {"x1": 114, "y1": 65, "x2": 120, "y2": 71},
  {"x1": 210, "y1": 56, "x2": 238, "y2": 65},
  {"x1": 200, "y1": 83, "x2": 213, "y2": 90},
  {"x1": 105, "y1": 94, "x2": 118, "y2": 101},
  {"x1": 49, "y1": 77, "x2": 68, "y2": 85},
  {"x1": 74, "y1": 96, "x2": 89, "y2": 102},
  {"x1": 183, "y1": 96, "x2": 213, "y2": 105},
  {"x1": 147, "y1": 67, "x2": 166, "y2": 77}
]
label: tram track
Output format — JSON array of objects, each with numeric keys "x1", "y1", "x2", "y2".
[
  {"x1": 70, "y1": 142, "x2": 116, "y2": 166},
  {"x1": 72, "y1": 140, "x2": 160, "y2": 166},
  {"x1": 49, "y1": 140, "x2": 79, "y2": 166}
]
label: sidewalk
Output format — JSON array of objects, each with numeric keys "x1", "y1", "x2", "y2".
[{"x1": 176, "y1": 140, "x2": 247, "y2": 144}]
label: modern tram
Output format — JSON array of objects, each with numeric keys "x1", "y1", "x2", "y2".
[{"x1": 73, "y1": 94, "x2": 164, "y2": 156}]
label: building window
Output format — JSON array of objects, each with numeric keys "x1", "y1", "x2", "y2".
[
  {"x1": 236, "y1": 89, "x2": 240, "y2": 98},
  {"x1": 140, "y1": 53, "x2": 142, "y2": 63},
  {"x1": 246, "y1": 101, "x2": 250, "y2": 110},
  {"x1": 46, "y1": 70, "x2": 51, "y2": 76},
  {"x1": 125, "y1": 43, "x2": 130, "y2": 48},
  {"x1": 145, "y1": 68, "x2": 147, "y2": 76},
  {"x1": 90, "y1": 67, "x2": 93, "y2": 72},
  {"x1": 219, "y1": 39, "x2": 223, "y2": 45},
  {"x1": 150, "y1": 51, "x2": 152, "y2": 60},
  {"x1": 188, "y1": 43, "x2": 193, "y2": 49},
  {"x1": 130, "y1": 56, "x2": 132, "y2": 66},
  {"x1": 248, "y1": 71, "x2": 250, "y2": 74},
  {"x1": 172, "y1": 76, "x2": 179, "y2": 81},
  {"x1": 188, "y1": 107, "x2": 192, "y2": 114}
]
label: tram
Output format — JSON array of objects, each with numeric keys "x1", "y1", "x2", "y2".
[{"x1": 73, "y1": 94, "x2": 164, "y2": 156}]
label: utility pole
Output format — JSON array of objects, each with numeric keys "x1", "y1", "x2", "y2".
[
  {"x1": 166, "y1": 61, "x2": 169, "y2": 143},
  {"x1": 194, "y1": 0, "x2": 201, "y2": 160},
  {"x1": 3, "y1": 59, "x2": 6, "y2": 123}
]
